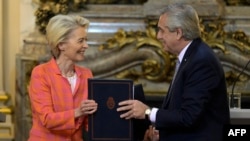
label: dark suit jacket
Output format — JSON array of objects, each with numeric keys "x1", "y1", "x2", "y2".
[{"x1": 156, "y1": 38, "x2": 230, "y2": 141}]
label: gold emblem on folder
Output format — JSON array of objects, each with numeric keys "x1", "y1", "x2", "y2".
[{"x1": 107, "y1": 97, "x2": 115, "y2": 109}]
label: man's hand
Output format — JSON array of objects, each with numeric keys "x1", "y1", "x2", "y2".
[
  {"x1": 117, "y1": 99, "x2": 148, "y2": 119},
  {"x1": 143, "y1": 125, "x2": 159, "y2": 141}
]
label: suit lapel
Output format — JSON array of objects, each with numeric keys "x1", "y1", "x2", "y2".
[{"x1": 162, "y1": 38, "x2": 202, "y2": 108}]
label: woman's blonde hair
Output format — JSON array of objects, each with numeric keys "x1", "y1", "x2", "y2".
[{"x1": 46, "y1": 14, "x2": 89, "y2": 58}]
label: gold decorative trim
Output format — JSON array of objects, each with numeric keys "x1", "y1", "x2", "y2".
[
  {"x1": 0, "y1": 92, "x2": 12, "y2": 114},
  {"x1": 99, "y1": 19, "x2": 250, "y2": 85},
  {"x1": 0, "y1": 95, "x2": 8, "y2": 101},
  {"x1": 33, "y1": 0, "x2": 147, "y2": 34},
  {"x1": 32, "y1": 0, "x2": 87, "y2": 33},
  {"x1": 0, "y1": 108, "x2": 12, "y2": 114}
]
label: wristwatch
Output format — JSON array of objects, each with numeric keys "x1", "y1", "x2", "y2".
[{"x1": 145, "y1": 108, "x2": 151, "y2": 119}]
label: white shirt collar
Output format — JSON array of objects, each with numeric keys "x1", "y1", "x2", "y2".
[{"x1": 178, "y1": 41, "x2": 192, "y2": 63}]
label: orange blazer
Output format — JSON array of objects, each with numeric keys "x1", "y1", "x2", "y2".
[{"x1": 28, "y1": 58, "x2": 93, "y2": 141}]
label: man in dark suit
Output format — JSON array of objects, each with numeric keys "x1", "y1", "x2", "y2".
[{"x1": 117, "y1": 3, "x2": 230, "y2": 141}]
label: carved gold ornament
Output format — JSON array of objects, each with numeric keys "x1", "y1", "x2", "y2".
[
  {"x1": 32, "y1": 0, "x2": 87, "y2": 33},
  {"x1": 33, "y1": 0, "x2": 147, "y2": 34},
  {"x1": 99, "y1": 19, "x2": 250, "y2": 84},
  {"x1": 0, "y1": 95, "x2": 12, "y2": 114}
]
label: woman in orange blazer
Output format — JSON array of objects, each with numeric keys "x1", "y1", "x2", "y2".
[{"x1": 28, "y1": 14, "x2": 98, "y2": 141}]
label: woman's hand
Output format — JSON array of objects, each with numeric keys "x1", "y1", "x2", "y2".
[
  {"x1": 80, "y1": 99, "x2": 98, "y2": 114},
  {"x1": 75, "y1": 99, "x2": 98, "y2": 118}
]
